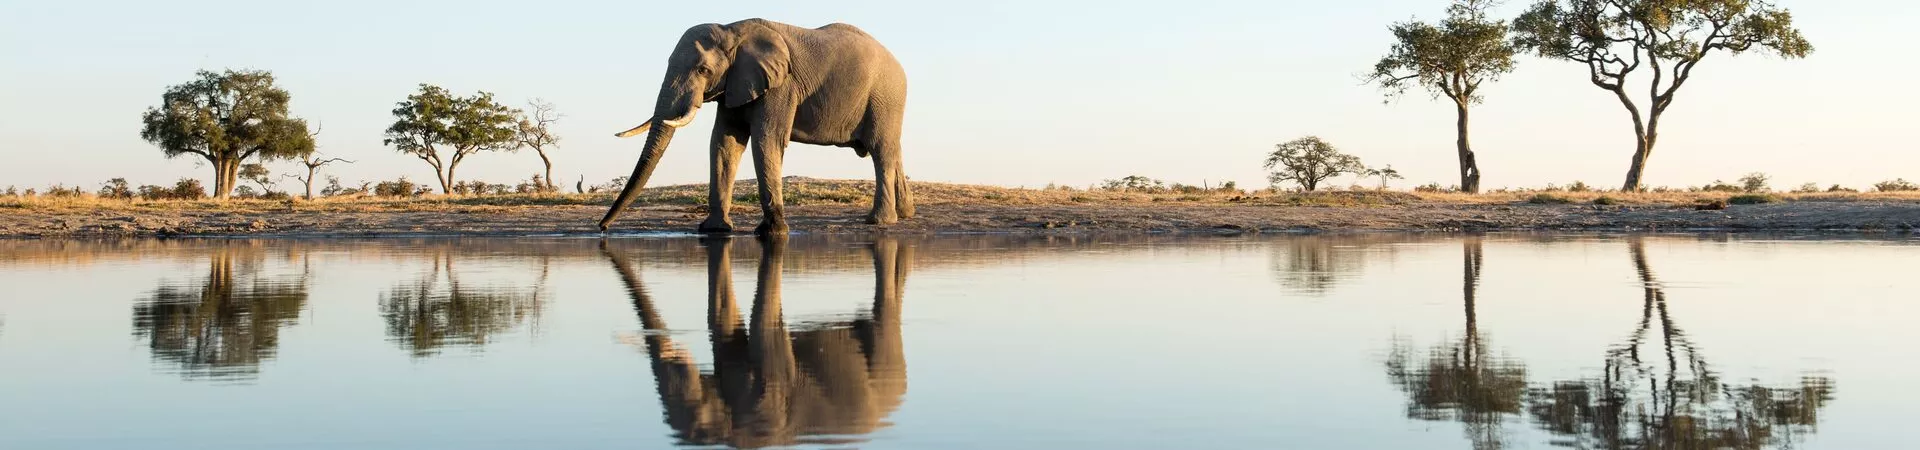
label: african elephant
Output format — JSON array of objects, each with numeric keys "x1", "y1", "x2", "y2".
[
  {"x1": 604, "y1": 235, "x2": 909, "y2": 447},
  {"x1": 599, "y1": 19, "x2": 913, "y2": 235}
]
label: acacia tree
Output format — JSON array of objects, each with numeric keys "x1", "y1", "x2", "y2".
[
  {"x1": 1513, "y1": 0, "x2": 1812, "y2": 191},
  {"x1": 514, "y1": 99, "x2": 562, "y2": 192},
  {"x1": 1265, "y1": 136, "x2": 1367, "y2": 192},
  {"x1": 383, "y1": 84, "x2": 520, "y2": 194},
  {"x1": 139, "y1": 69, "x2": 315, "y2": 199},
  {"x1": 288, "y1": 153, "x2": 353, "y2": 200},
  {"x1": 1368, "y1": 0, "x2": 1516, "y2": 194}
]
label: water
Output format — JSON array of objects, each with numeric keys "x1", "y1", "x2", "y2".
[{"x1": 0, "y1": 233, "x2": 1914, "y2": 449}]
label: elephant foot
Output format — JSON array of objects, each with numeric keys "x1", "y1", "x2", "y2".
[
  {"x1": 697, "y1": 218, "x2": 735, "y2": 234},
  {"x1": 867, "y1": 211, "x2": 900, "y2": 225},
  {"x1": 754, "y1": 218, "x2": 789, "y2": 236}
]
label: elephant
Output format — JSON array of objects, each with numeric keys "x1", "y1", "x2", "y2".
[
  {"x1": 599, "y1": 19, "x2": 913, "y2": 235},
  {"x1": 604, "y1": 235, "x2": 910, "y2": 447}
]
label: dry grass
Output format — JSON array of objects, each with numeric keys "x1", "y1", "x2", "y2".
[{"x1": 6, "y1": 177, "x2": 1919, "y2": 213}]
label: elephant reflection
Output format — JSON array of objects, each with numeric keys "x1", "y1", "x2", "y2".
[
  {"x1": 1386, "y1": 238, "x2": 1527, "y2": 450},
  {"x1": 1525, "y1": 238, "x2": 1834, "y2": 449},
  {"x1": 606, "y1": 236, "x2": 908, "y2": 448},
  {"x1": 380, "y1": 251, "x2": 546, "y2": 357},
  {"x1": 132, "y1": 246, "x2": 308, "y2": 380}
]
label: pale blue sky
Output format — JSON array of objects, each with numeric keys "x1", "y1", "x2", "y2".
[{"x1": 1, "y1": 0, "x2": 1912, "y2": 191}]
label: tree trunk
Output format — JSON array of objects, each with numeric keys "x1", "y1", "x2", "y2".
[
  {"x1": 1622, "y1": 114, "x2": 1662, "y2": 191},
  {"x1": 210, "y1": 157, "x2": 233, "y2": 200},
  {"x1": 438, "y1": 166, "x2": 454, "y2": 195},
  {"x1": 538, "y1": 150, "x2": 555, "y2": 192},
  {"x1": 304, "y1": 167, "x2": 318, "y2": 200},
  {"x1": 1455, "y1": 101, "x2": 1482, "y2": 194}
]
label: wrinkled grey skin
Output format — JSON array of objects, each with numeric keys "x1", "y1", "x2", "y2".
[{"x1": 600, "y1": 19, "x2": 912, "y2": 235}]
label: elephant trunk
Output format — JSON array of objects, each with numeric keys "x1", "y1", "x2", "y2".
[{"x1": 599, "y1": 122, "x2": 678, "y2": 231}]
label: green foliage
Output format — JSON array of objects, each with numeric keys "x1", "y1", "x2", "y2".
[
  {"x1": 1791, "y1": 182, "x2": 1821, "y2": 194},
  {"x1": 1592, "y1": 195, "x2": 1619, "y2": 205},
  {"x1": 589, "y1": 176, "x2": 629, "y2": 193},
  {"x1": 1365, "y1": 165, "x2": 1406, "y2": 189},
  {"x1": 239, "y1": 163, "x2": 277, "y2": 194},
  {"x1": 1265, "y1": 136, "x2": 1367, "y2": 192},
  {"x1": 136, "y1": 178, "x2": 208, "y2": 200},
  {"x1": 1101, "y1": 175, "x2": 1165, "y2": 192},
  {"x1": 451, "y1": 180, "x2": 511, "y2": 196},
  {"x1": 1513, "y1": 0, "x2": 1812, "y2": 190},
  {"x1": 1874, "y1": 178, "x2": 1919, "y2": 192},
  {"x1": 139, "y1": 69, "x2": 315, "y2": 199},
  {"x1": 374, "y1": 177, "x2": 423, "y2": 198},
  {"x1": 1368, "y1": 0, "x2": 1515, "y2": 105},
  {"x1": 1728, "y1": 193, "x2": 1781, "y2": 205},
  {"x1": 383, "y1": 84, "x2": 522, "y2": 194},
  {"x1": 1414, "y1": 183, "x2": 1452, "y2": 193},
  {"x1": 98, "y1": 178, "x2": 134, "y2": 200},
  {"x1": 1527, "y1": 193, "x2": 1574, "y2": 204},
  {"x1": 1699, "y1": 180, "x2": 1743, "y2": 193},
  {"x1": 1827, "y1": 184, "x2": 1857, "y2": 193},
  {"x1": 1738, "y1": 172, "x2": 1771, "y2": 193}
]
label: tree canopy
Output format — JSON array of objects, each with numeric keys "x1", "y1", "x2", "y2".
[
  {"x1": 383, "y1": 84, "x2": 521, "y2": 194},
  {"x1": 1513, "y1": 0, "x2": 1812, "y2": 190},
  {"x1": 139, "y1": 69, "x2": 314, "y2": 199},
  {"x1": 1265, "y1": 136, "x2": 1366, "y2": 192},
  {"x1": 1368, "y1": 0, "x2": 1515, "y2": 194}
]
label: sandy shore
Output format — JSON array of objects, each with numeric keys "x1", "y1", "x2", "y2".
[{"x1": 4, "y1": 200, "x2": 1917, "y2": 238}]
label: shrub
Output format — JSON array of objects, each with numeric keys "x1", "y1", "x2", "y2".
[
  {"x1": 1528, "y1": 193, "x2": 1574, "y2": 204},
  {"x1": 515, "y1": 174, "x2": 557, "y2": 194},
  {"x1": 1414, "y1": 183, "x2": 1450, "y2": 193},
  {"x1": 98, "y1": 178, "x2": 134, "y2": 199},
  {"x1": 590, "y1": 176, "x2": 629, "y2": 193},
  {"x1": 375, "y1": 177, "x2": 421, "y2": 197},
  {"x1": 169, "y1": 178, "x2": 206, "y2": 199},
  {"x1": 1738, "y1": 172, "x2": 1771, "y2": 193},
  {"x1": 1699, "y1": 180, "x2": 1743, "y2": 193},
  {"x1": 1592, "y1": 196, "x2": 1619, "y2": 205},
  {"x1": 42, "y1": 184, "x2": 88, "y2": 198},
  {"x1": 1, "y1": 186, "x2": 16, "y2": 196},
  {"x1": 1791, "y1": 182, "x2": 1821, "y2": 194},
  {"x1": 1566, "y1": 181, "x2": 1593, "y2": 192},
  {"x1": 1101, "y1": 175, "x2": 1166, "y2": 193},
  {"x1": 1827, "y1": 184, "x2": 1857, "y2": 193},
  {"x1": 234, "y1": 186, "x2": 259, "y2": 198},
  {"x1": 137, "y1": 185, "x2": 171, "y2": 200},
  {"x1": 1728, "y1": 193, "x2": 1781, "y2": 205},
  {"x1": 1873, "y1": 178, "x2": 1919, "y2": 192},
  {"x1": 320, "y1": 176, "x2": 351, "y2": 197}
]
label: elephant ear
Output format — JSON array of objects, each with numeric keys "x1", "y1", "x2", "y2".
[{"x1": 724, "y1": 37, "x2": 790, "y2": 108}]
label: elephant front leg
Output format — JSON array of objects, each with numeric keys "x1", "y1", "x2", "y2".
[
  {"x1": 702, "y1": 114, "x2": 750, "y2": 233},
  {"x1": 749, "y1": 110, "x2": 794, "y2": 235},
  {"x1": 867, "y1": 141, "x2": 904, "y2": 225}
]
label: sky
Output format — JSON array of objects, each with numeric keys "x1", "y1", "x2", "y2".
[{"x1": 1, "y1": 0, "x2": 1914, "y2": 192}]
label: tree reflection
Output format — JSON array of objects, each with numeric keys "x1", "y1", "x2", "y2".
[
  {"x1": 1386, "y1": 237, "x2": 1528, "y2": 450},
  {"x1": 608, "y1": 235, "x2": 909, "y2": 448},
  {"x1": 380, "y1": 253, "x2": 545, "y2": 357},
  {"x1": 131, "y1": 246, "x2": 308, "y2": 380},
  {"x1": 1524, "y1": 238, "x2": 1834, "y2": 449}
]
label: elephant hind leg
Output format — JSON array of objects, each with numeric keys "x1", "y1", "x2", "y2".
[
  {"x1": 867, "y1": 142, "x2": 902, "y2": 225},
  {"x1": 891, "y1": 146, "x2": 914, "y2": 219}
]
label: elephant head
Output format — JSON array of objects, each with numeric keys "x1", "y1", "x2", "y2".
[{"x1": 599, "y1": 21, "x2": 793, "y2": 231}]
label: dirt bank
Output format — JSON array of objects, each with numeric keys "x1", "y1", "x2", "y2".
[{"x1": 4, "y1": 200, "x2": 1917, "y2": 238}]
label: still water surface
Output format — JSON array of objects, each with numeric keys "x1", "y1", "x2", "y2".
[{"x1": 0, "y1": 234, "x2": 1914, "y2": 449}]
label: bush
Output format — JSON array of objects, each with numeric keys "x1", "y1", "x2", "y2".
[
  {"x1": 1791, "y1": 182, "x2": 1821, "y2": 194},
  {"x1": 375, "y1": 177, "x2": 422, "y2": 197},
  {"x1": 515, "y1": 174, "x2": 557, "y2": 194},
  {"x1": 1698, "y1": 180, "x2": 1743, "y2": 193},
  {"x1": 590, "y1": 176, "x2": 629, "y2": 193},
  {"x1": 1827, "y1": 184, "x2": 1857, "y2": 193},
  {"x1": 1738, "y1": 172, "x2": 1771, "y2": 193},
  {"x1": 42, "y1": 184, "x2": 88, "y2": 198},
  {"x1": 169, "y1": 178, "x2": 206, "y2": 199},
  {"x1": 1592, "y1": 196, "x2": 1619, "y2": 205},
  {"x1": 1101, "y1": 175, "x2": 1166, "y2": 193},
  {"x1": 234, "y1": 186, "x2": 259, "y2": 198},
  {"x1": 1566, "y1": 181, "x2": 1593, "y2": 193},
  {"x1": 1728, "y1": 193, "x2": 1781, "y2": 205},
  {"x1": 98, "y1": 178, "x2": 134, "y2": 199},
  {"x1": 1414, "y1": 183, "x2": 1450, "y2": 193},
  {"x1": 1527, "y1": 193, "x2": 1574, "y2": 204},
  {"x1": 1873, "y1": 178, "x2": 1919, "y2": 192}
]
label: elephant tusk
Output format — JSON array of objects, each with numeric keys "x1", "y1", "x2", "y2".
[
  {"x1": 614, "y1": 121, "x2": 652, "y2": 138},
  {"x1": 660, "y1": 108, "x2": 698, "y2": 128}
]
